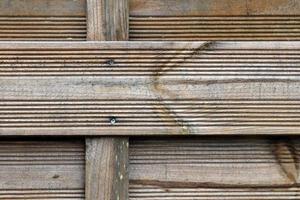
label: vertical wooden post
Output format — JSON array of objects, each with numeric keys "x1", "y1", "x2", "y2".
[
  {"x1": 86, "y1": 138, "x2": 129, "y2": 200},
  {"x1": 85, "y1": 0, "x2": 129, "y2": 199},
  {"x1": 87, "y1": 0, "x2": 129, "y2": 41}
]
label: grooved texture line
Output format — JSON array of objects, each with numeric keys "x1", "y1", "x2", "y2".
[
  {"x1": 130, "y1": 16, "x2": 300, "y2": 41},
  {"x1": 1, "y1": 41, "x2": 300, "y2": 135},
  {"x1": 0, "y1": 139, "x2": 85, "y2": 199},
  {"x1": 129, "y1": 137, "x2": 300, "y2": 200}
]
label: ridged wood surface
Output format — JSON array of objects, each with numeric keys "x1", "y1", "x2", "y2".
[
  {"x1": 0, "y1": 139, "x2": 85, "y2": 199},
  {"x1": 0, "y1": 0, "x2": 86, "y2": 41},
  {"x1": 129, "y1": 0, "x2": 300, "y2": 41},
  {"x1": 1, "y1": 41, "x2": 300, "y2": 135},
  {"x1": 129, "y1": 137, "x2": 300, "y2": 199}
]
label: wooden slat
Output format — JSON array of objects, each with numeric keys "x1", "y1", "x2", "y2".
[
  {"x1": 130, "y1": 0, "x2": 300, "y2": 16},
  {"x1": 87, "y1": 0, "x2": 128, "y2": 40},
  {"x1": 86, "y1": 138, "x2": 128, "y2": 200},
  {"x1": 0, "y1": 139, "x2": 85, "y2": 199},
  {"x1": 0, "y1": 41, "x2": 300, "y2": 135},
  {"x1": 0, "y1": 0, "x2": 86, "y2": 41},
  {"x1": 129, "y1": 137, "x2": 300, "y2": 199},
  {"x1": 129, "y1": 0, "x2": 300, "y2": 41}
]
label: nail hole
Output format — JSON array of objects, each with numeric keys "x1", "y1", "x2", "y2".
[{"x1": 52, "y1": 174, "x2": 60, "y2": 179}]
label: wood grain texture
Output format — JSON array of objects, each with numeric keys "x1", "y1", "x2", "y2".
[
  {"x1": 87, "y1": 0, "x2": 128, "y2": 40},
  {"x1": 86, "y1": 137, "x2": 129, "y2": 200},
  {"x1": 0, "y1": 139, "x2": 85, "y2": 199},
  {"x1": 129, "y1": 137, "x2": 300, "y2": 199},
  {"x1": 0, "y1": 0, "x2": 86, "y2": 41},
  {"x1": 0, "y1": 41, "x2": 300, "y2": 135},
  {"x1": 129, "y1": 0, "x2": 300, "y2": 41}
]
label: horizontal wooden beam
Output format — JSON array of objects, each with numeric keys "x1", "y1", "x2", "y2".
[
  {"x1": 0, "y1": 41, "x2": 300, "y2": 135},
  {"x1": 0, "y1": 139, "x2": 84, "y2": 199},
  {"x1": 0, "y1": 0, "x2": 86, "y2": 16},
  {"x1": 129, "y1": 137, "x2": 300, "y2": 199},
  {"x1": 130, "y1": 0, "x2": 300, "y2": 16}
]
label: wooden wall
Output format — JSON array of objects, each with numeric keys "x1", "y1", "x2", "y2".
[{"x1": 0, "y1": 0, "x2": 299, "y2": 199}]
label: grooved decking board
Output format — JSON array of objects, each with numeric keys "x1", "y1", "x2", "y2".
[
  {"x1": 0, "y1": 0, "x2": 86, "y2": 41},
  {"x1": 129, "y1": 0, "x2": 300, "y2": 41},
  {"x1": 1, "y1": 41, "x2": 300, "y2": 135},
  {"x1": 129, "y1": 137, "x2": 300, "y2": 199},
  {"x1": 0, "y1": 139, "x2": 85, "y2": 199}
]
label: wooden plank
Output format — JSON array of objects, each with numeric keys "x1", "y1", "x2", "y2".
[
  {"x1": 0, "y1": 41, "x2": 300, "y2": 135},
  {"x1": 87, "y1": 0, "x2": 128, "y2": 40},
  {"x1": 129, "y1": 137, "x2": 300, "y2": 199},
  {"x1": 0, "y1": 0, "x2": 86, "y2": 16},
  {"x1": 0, "y1": 0, "x2": 86, "y2": 41},
  {"x1": 129, "y1": 0, "x2": 300, "y2": 41},
  {"x1": 0, "y1": 139, "x2": 84, "y2": 199},
  {"x1": 86, "y1": 138, "x2": 128, "y2": 200},
  {"x1": 130, "y1": 0, "x2": 300, "y2": 16}
]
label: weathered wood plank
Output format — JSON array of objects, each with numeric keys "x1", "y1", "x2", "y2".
[
  {"x1": 130, "y1": 0, "x2": 300, "y2": 16},
  {"x1": 0, "y1": 0, "x2": 86, "y2": 41},
  {"x1": 0, "y1": 41, "x2": 300, "y2": 135},
  {"x1": 87, "y1": 0, "x2": 128, "y2": 40},
  {"x1": 129, "y1": 137, "x2": 300, "y2": 199},
  {"x1": 129, "y1": 0, "x2": 300, "y2": 41},
  {"x1": 0, "y1": 0, "x2": 85, "y2": 16},
  {"x1": 86, "y1": 137, "x2": 128, "y2": 200},
  {"x1": 0, "y1": 139, "x2": 84, "y2": 199}
]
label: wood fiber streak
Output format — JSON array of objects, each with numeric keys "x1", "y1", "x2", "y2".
[
  {"x1": 0, "y1": 0, "x2": 86, "y2": 41},
  {"x1": 129, "y1": 0, "x2": 300, "y2": 41},
  {"x1": 129, "y1": 137, "x2": 300, "y2": 200},
  {"x1": 0, "y1": 139, "x2": 85, "y2": 199},
  {"x1": 1, "y1": 41, "x2": 300, "y2": 135}
]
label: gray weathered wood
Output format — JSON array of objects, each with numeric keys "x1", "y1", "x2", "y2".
[
  {"x1": 0, "y1": 41, "x2": 300, "y2": 135},
  {"x1": 87, "y1": 0, "x2": 128, "y2": 40},
  {"x1": 129, "y1": 137, "x2": 300, "y2": 199},
  {"x1": 86, "y1": 137, "x2": 128, "y2": 200}
]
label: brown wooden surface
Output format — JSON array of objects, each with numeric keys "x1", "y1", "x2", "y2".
[
  {"x1": 86, "y1": 138, "x2": 128, "y2": 200},
  {"x1": 0, "y1": 139, "x2": 85, "y2": 199},
  {"x1": 87, "y1": 0, "x2": 128, "y2": 40},
  {"x1": 0, "y1": 0, "x2": 86, "y2": 41},
  {"x1": 129, "y1": 0, "x2": 300, "y2": 40},
  {"x1": 0, "y1": 41, "x2": 299, "y2": 135},
  {"x1": 86, "y1": 1, "x2": 129, "y2": 199},
  {"x1": 129, "y1": 137, "x2": 300, "y2": 199}
]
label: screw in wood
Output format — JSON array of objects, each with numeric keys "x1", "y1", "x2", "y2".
[{"x1": 109, "y1": 117, "x2": 117, "y2": 125}]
